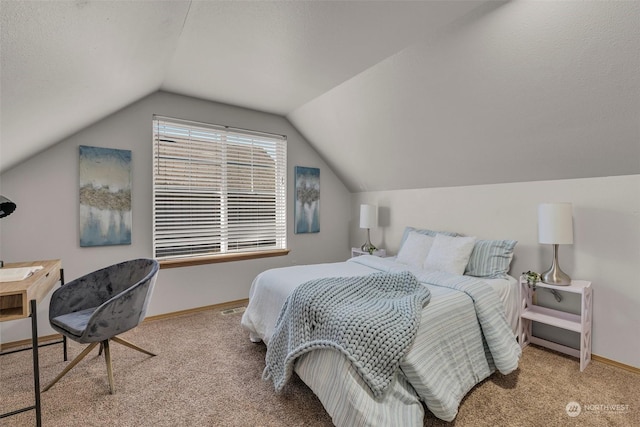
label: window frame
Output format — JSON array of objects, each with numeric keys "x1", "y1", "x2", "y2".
[{"x1": 152, "y1": 115, "x2": 288, "y2": 268}]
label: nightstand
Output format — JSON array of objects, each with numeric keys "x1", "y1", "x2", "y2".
[
  {"x1": 351, "y1": 248, "x2": 386, "y2": 258},
  {"x1": 519, "y1": 277, "x2": 592, "y2": 371}
]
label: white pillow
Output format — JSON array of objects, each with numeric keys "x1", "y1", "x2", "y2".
[
  {"x1": 396, "y1": 231, "x2": 435, "y2": 268},
  {"x1": 423, "y1": 234, "x2": 477, "y2": 275}
]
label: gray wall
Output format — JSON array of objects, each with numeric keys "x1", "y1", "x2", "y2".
[{"x1": 0, "y1": 91, "x2": 351, "y2": 342}]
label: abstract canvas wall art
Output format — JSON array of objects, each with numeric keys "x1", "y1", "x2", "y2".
[
  {"x1": 294, "y1": 166, "x2": 320, "y2": 234},
  {"x1": 79, "y1": 145, "x2": 132, "y2": 246}
]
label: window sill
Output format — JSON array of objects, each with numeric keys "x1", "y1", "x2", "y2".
[{"x1": 158, "y1": 249, "x2": 290, "y2": 269}]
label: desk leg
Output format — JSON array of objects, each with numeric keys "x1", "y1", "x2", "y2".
[
  {"x1": 30, "y1": 299, "x2": 42, "y2": 427},
  {"x1": 59, "y1": 268, "x2": 68, "y2": 362}
]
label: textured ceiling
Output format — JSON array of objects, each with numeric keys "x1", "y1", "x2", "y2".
[
  {"x1": 1, "y1": 1, "x2": 638, "y2": 192},
  {"x1": 0, "y1": 0, "x2": 190, "y2": 172},
  {"x1": 1, "y1": 0, "x2": 478, "y2": 173},
  {"x1": 162, "y1": 0, "x2": 479, "y2": 115},
  {"x1": 289, "y1": 1, "x2": 640, "y2": 191}
]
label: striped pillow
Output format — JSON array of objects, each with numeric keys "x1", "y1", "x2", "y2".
[{"x1": 464, "y1": 239, "x2": 517, "y2": 279}]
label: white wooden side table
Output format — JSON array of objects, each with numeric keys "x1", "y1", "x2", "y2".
[{"x1": 519, "y1": 277, "x2": 592, "y2": 371}]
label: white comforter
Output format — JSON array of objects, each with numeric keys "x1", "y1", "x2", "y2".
[{"x1": 241, "y1": 256, "x2": 521, "y2": 425}]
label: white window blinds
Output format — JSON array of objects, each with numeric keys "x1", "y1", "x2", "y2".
[{"x1": 152, "y1": 116, "x2": 287, "y2": 260}]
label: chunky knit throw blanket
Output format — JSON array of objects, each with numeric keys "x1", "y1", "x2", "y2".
[{"x1": 263, "y1": 271, "x2": 431, "y2": 398}]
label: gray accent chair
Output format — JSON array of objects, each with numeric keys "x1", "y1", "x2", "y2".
[{"x1": 43, "y1": 258, "x2": 160, "y2": 394}]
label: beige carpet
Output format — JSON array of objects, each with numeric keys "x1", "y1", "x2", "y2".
[{"x1": 1, "y1": 307, "x2": 638, "y2": 426}]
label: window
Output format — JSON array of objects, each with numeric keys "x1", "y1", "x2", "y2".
[{"x1": 152, "y1": 116, "x2": 287, "y2": 265}]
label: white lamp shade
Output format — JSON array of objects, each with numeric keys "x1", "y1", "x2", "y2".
[
  {"x1": 538, "y1": 203, "x2": 574, "y2": 244},
  {"x1": 359, "y1": 204, "x2": 377, "y2": 229}
]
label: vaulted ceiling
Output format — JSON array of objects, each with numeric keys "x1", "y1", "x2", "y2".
[{"x1": 2, "y1": 1, "x2": 638, "y2": 191}]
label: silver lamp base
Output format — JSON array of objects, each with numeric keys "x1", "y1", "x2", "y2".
[
  {"x1": 542, "y1": 244, "x2": 571, "y2": 286},
  {"x1": 361, "y1": 229, "x2": 377, "y2": 254}
]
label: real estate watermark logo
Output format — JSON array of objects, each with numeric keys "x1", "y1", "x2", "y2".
[
  {"x1": 566, "y1": 401, "x2": 582, "y2": 417},
  {"x1": 583, "y1": 404, "x2": 630, "y2": 413},
  {"x1": 566, "y1": 401, "x2": 631, "y2": 417}
]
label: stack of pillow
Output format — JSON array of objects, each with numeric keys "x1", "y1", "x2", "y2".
[{"x1": 395, "y1": 226, "x2": 517, "y2": 279}]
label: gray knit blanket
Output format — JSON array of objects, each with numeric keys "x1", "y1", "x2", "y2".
[{"x1": 263, "y1": 271, "x2": 431, "y2": 398}]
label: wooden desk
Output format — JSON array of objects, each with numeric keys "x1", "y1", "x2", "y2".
[
  {"x1": 1, "y1": 260, "x2": 62, "y2": 321},
  {"x1": 0, "y1": 259, "x2": 63, "y2": 427}
]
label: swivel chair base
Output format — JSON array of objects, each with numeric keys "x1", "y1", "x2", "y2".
[{"x1": 43, "y1": 337, "x2": 155, "y2": 394}]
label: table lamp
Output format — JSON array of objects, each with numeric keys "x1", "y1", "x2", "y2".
[
  {"x1": 538, "y1": 202, "x2": 573, "y2": 285},
  {"x1": 359, "y1": 204, "x2": 377, "y2": 254}
]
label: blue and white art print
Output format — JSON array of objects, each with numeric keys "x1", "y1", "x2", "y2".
[
  {"x1": 294, "y1": 166, "x2": 320, "y2": 234},
  {"x1": 79, "y1": 145, "x2": 132, "y2": 247}
]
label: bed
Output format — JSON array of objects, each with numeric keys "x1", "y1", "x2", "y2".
[{"x1": 241, "y1": 228, "x2": 521, "y2": 425}]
